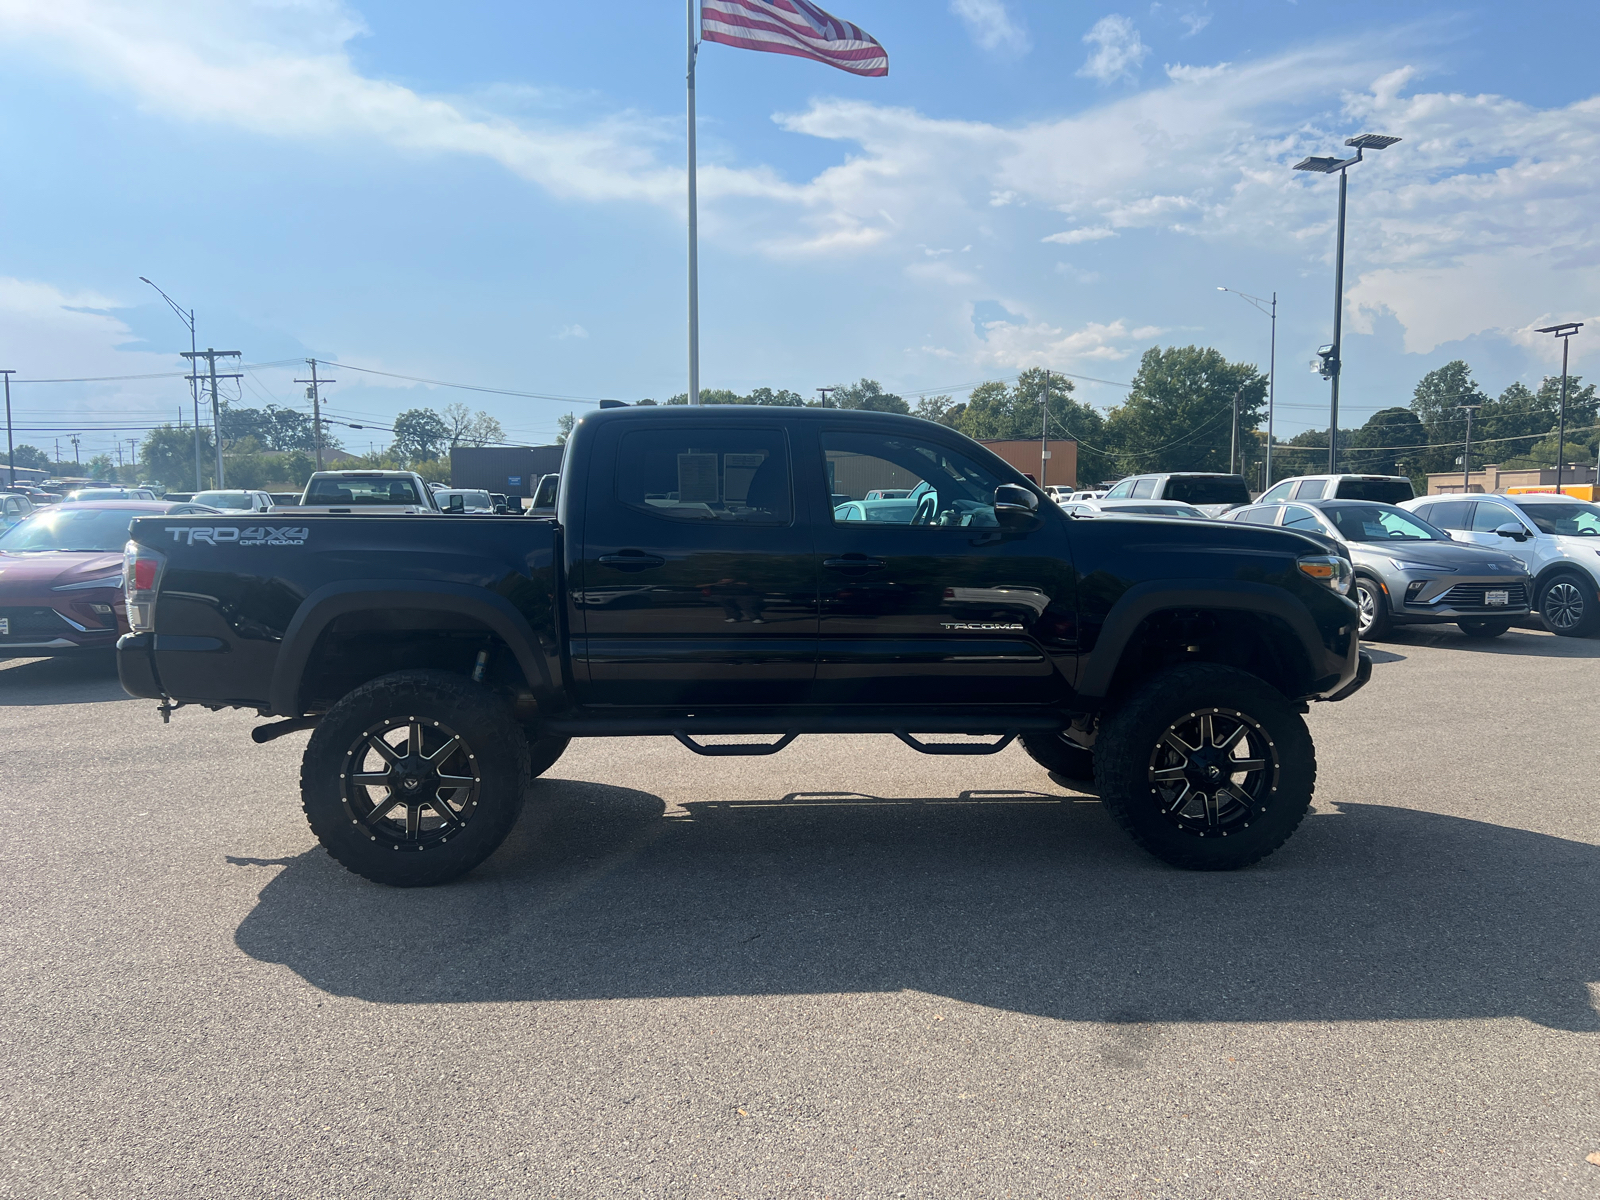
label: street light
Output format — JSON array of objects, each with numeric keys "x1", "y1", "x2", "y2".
[
  {"x1": 1294, "y1": 132, "x2": 1402, "y2": 473},
  {"x1": 139, "y1": 276, "x2": 203, "y2": 490},
  {"x1": 1218, "y1": 286, "x2": 1277, "y2": 485},
  {"x1": 1534, "y1": 322, "x2": 1583, "y2": 496}
]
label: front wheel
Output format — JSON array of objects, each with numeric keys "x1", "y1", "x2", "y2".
[
  {"x1": 301, "y1": 670, "x2": 531, "y2": 887},
  {"x1": 1458, "y1": 618, "x2": 1512, "y2": 638},
  {"x1": 1094, "y1": 664, "x2": 1315, "y2": 871},
  {"x1": 1353, "y1": 574, "x2": 1391, "y2": 639},
  {"x1": 1539, "y1": 572, "x2": 1600, "y2": 637}
]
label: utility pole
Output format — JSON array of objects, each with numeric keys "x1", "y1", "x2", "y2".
[
  {"x1": 127, "y1": 438, "x2": 139, "y2": 483},
  {"x1": 1536, "y1": 322, "x2": 1583, "y2": 496},
  {"x1": 1458, "y1": 404, "x2": 1482, "y2": 494},
  {"x1": 2, "y1": 370, "x2": 14, "y2": 488},
  {"x1": 1039, "y1": 370, "x2": 1052, "y2": 487},
  {"x1": 816, "y1": 387, "x2": 837, "y2": 408},
  {"x1": 182, "y1": 348, "x2": 242, "y2": 487},
  {"x1": 295, "y1": 359, "x2": 335, "y2": 471},
  {"x1": 1230, "y1": 385, "x2": 1242, "y2": 476},
  {"x1": 71, "y1": 433, "x2": 81, "y2": 470}
]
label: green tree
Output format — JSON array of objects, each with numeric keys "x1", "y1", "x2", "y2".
[
  {"x1": 85, "y1": 454, "x2": 117, "y2": 480},
  {"x1": 1409, "y1": 361, "x2": 1487, "y2": 475},
  {"x1": 830, "y1": 378, "x2": 909, "y2": 414},
  {"x1": 555, "y1": 413, "x2": 576, "y2": 445},
  {"x1": 1102, "y1": 346, "x2": 1267, "y2": 477},
  {"x1": 1347, "y1": 407, "x2": 1427, "y2": 476},
  {"x1": 1481, "y1": 375, "x2": 1597, "y2": 467},
  {"x1": 140, "y1": 425, "x2": 215, "y2": 489},
  {"x1": 391, "y1": 408, "x2": 450, "y2": 463},
  {"x1": 9, "y1": 445, "x2": 51, "y2": 472},
  {"x1": 443, "y1": 402, "x2": 506, "y2": 447},
  {"x1": 741, "y1": 387, "x2": 806, "y2": 406},
  {"x1": 912, "y1": 394, "x2": 961, "y2": 426}
]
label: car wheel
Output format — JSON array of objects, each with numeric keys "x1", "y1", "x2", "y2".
[
  {"x1": 301, "y1": 670, "x2": 530, "y2": 887},
  {"x1": 1539, "y1": 572, "x2": 1600, "y2": 637},
  {"x1": 527, "y1": 731, "x2": 571, "y2": 778},
  {"x1": 1020, "y1": 730, "x2": 1095, "y2": 785},
  {"x1": 1094, "y1": 664, "x2": 1315, "y2": 871},
  {"x1": 1457, "y1": 618, "x2": 1512, "y2": 638},
  {"x1": 1353, "y1": 574, "x2": 1391, "y2": 639}
]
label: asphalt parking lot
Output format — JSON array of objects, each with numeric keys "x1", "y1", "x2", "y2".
[{"x1": 2, "y1": 626, "x2": 1598, "y2": 1199}]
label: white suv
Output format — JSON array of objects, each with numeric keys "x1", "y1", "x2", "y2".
[
  {"x1": 1402, "y1": 493, "x2": 1600, "y2": 636},
  {"x1": 1259, "y1": 474, "x2": 1415, "y2": 505}
]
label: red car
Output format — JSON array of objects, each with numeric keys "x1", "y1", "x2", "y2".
[{"x1": 0, "y1": 500, "x2": 218, "y2": 656}]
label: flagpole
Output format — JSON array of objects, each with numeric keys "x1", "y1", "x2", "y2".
[{"x1": 686, "y1": 0, "x2": 701, "y2": 405}]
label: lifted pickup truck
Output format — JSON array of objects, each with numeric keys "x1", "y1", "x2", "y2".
[{"x1": 118, "y1": 406, "x2": 1369, "y2": 886}]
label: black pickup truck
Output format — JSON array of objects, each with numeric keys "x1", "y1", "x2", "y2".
[{"x1": 118, "y1": 405, "x2": 1369, "y2": 886}]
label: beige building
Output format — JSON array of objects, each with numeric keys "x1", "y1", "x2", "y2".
[
  {"x1": 977, "y1": 438, "x2": 1078, "y2": 489},
  {"x1": 1425, "y1": 464, "x2": 1598, "y2": 495}
]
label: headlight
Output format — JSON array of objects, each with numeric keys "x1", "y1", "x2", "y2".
[
  {"x1": 1389, "y1": 561, "x2": 1456, "y2": 573},
  {"x1": 1297, "y1": 554, "x2": 1353, "y2": 595},
  {"x1": 53, "y1": 573, "x2": 125, "y2": 591}
]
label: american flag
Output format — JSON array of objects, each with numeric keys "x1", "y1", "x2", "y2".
[{"x1": 701, "y1": 0, "x2": 888, "y2": 77}]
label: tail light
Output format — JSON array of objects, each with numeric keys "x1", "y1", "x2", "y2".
[{"x1": 123, "y1": 541, "x2": 166, "y2": 633}]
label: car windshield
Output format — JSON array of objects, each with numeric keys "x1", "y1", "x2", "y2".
[
  {"x1": 1323, "y1": 503, "x2": 1445, "y2": 542},
  {"x1": 1512, "y1": 501, "x2": 1600, "y2": 536},
  {"x1": 193, "y1": 491, "x2": 253, "y2": 508},
  {"x1": 1163, "y1": 476, "x2": 1250, "y2": 506},
  {"x1": 305, "y1": 477, "x2": 422, "y2": 505},
  {"x1": 0, "y1": 506, "x2": 163, "y2": 552}
]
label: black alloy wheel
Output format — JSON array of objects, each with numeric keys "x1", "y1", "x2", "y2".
[
  {"x1": 1540, "y1": 573, "x2": 1599, "y2": 637},
  {"x1": 1095, "y1": 664, "x2": 1315, "y2": 870},
  {"x1": 1353, "y1": 575, "x2": 1391, "y2": 639},
  {"x1": 301, "y1": 670, "x2": 531, "y2": 887}
]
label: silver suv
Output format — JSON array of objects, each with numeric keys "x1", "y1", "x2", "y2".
[
  {"x1": 1224, "y1": 498, "x2": 1531, "y2": 639},
  {"x1": 1403, "y1": 493, "x2": 1600, "y2": 637}
]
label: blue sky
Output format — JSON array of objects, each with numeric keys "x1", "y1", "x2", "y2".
[{"x1": 3, "y1": 0, "x2": 1598, "y2": 463}]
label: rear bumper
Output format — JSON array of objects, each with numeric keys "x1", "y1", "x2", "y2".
[{"x1": 116, "y1": 632, "x2": 164, "y2": 699}]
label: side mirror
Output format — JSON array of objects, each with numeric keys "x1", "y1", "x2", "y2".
[
  {"x1": 1495, "y1": 522, "x2": 1528, "y2": 542},
  {"x1": 994, "y1": 483, "x2": 1039, "y2": 528}
]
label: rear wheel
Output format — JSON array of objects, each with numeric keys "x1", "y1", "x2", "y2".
[
  {"x1": 1094, "y1": 664, "x2": 1314, "y2": 871},
  {"x1": 1539, "y1": 572, "x2": 1600, "y2": 637},
  {"x1": 1458, "y1": 618, "x2": 1512, "y2": 638},
  {"x1": 301, "y1": 670, "x2": 530, "y2": 887},
  {"x1": 1021, "y1": 731, "x2": 1095, "y2": 785},
  {"x1": 1353, "y1": 574, "x2": 1391, "y2": 639}
]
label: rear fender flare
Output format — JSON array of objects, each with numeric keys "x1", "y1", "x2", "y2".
[
  {"x1": 270, "y1": 580, "x2": 555, "y2": 715},
  {"x1": 1075, "y1": 580, "x2": 1324, "y2": 699}
]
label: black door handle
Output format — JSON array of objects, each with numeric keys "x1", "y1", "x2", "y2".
[
  {"x1": 824, "y1": 556, "x2": 886, "y2": 573},
  {"x1": 599, "y1": 553, "x2": 666, "y2": 571}
]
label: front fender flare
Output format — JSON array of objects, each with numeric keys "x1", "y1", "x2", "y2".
[
  {"x1": 1075, "y1": 580, "x2": 1329, "y2": 699},
  {"x1": 269, "y1": 580, "x2": 555, "y2": 716}
]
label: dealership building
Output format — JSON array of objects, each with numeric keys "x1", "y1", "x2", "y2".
[{"x1": 449, "y1": 445, "x2": 565, "y2": 500}]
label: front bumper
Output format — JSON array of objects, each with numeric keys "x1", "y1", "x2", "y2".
[
  {"x1": 1322, "y1": 650, "x2": 1373, "y2": 702},
  {"x1": 1392, "y1": 575, "x2": 1533, "y2": 624}
]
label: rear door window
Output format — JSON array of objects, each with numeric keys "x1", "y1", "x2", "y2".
[
  {"x1": 1425, "y1": 500, "x2": 1473, "y2": 530},
  {"x1": 1293, "y1": 479, "x2": 1327, "y2": 500},
  {"x1": 1259, "y1": 481, "x2": 1295, "y2": 503},
  {"x1": 1237, "y1": 507, "x2": 1278, "y2": 525},
  {"x1": 617, "y1": 427, "x2": 791, "y2": 524}
]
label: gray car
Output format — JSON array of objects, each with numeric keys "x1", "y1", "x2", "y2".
[{"x1": 1223, "y1": 499, "x2": 1532, "y2": 639}]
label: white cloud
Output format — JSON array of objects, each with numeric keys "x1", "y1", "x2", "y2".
[
  {"x1": 1077, "y1": 15, "x2": 1149, "y2": 85},
  {"x1": 1043, "y1": 227, "x2": 1118, "y2": 245},
  {"x1": 949, "y1": 0, "x2": 1030, "y2": 55},
  {"x1": 1165, "y1": 62, "x2": 1229, "y2": 83},
  {"x1": 1180, "y1": 10, "x2": 1212, "y2": 37},
  {"x1": 555, "y1": 324, "x2": 588, "y2": 340},
  {"x1": 973, "y1": 316, "x2": 1163, "y2": 369}
]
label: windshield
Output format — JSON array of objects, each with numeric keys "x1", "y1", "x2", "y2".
[
  {"x1": 0, "y1": 506, "x2": 162, "y2": 552},
  {"x1": 1512, "y1": 501, "x2": 1600, "y2": 536},
  {"x1": 1334, "y1": 479, "x2": 1414, "y2": 503},
  {"x1": 1323, "y1": 503, "x2": 1445, "y2": 542},
  {"x1": 1163, "y1": 476, "x2": 1249, "y2": 506},
  {"x1": 194, "y1": 491, "x2": 253, "y2": 508},
  {"x1": 304, "y1": 477, "x2": 422, "y2": 506}
]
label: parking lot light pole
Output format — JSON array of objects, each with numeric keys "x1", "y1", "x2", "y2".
[
  {"x1": 1294, "y1": 133, "x2": 1401, "y2": 474},
  {"x1": 1535, "y1": 322, "x2": 1583, "y2": 496},
  {"x1": 1218, "y1": 287, "x2": 1276, "y2": 485},
  {"x1": 140, "y1": 277, "x2": 203, "y2": 490},
  {"x1": 1458, "y1": 404, "x2": 1482, "y2": 494},
  {"x1": 2, "y1": 369, "x2": 14, "y2": 488}
]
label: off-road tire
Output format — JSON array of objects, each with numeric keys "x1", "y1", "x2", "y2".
[
  {"x1": 527, "y1": 732, "x2": 571, "y2": 778},
  {"x1": 1538, "y1": 571, "x2": 1600, "y2": 638},
  {"x1": 1095, "y1": 664, "x2": 1315, "y2": 871},
  {"x1": 1021, "y1": 731, "x2": 1095, "y2": 785},
  {"x1": 1458, "y1": 618, "x2": 1512, "y2": 638},
  {"x1": 301, "y1": 670, "x2": 530, "y2": 887},
  {"x1": 1353, "y1": 574, "x2": 1391, "y2": 640}
]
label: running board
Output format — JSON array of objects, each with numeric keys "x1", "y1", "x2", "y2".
[
  {"x1": 674, "y1": 730, "x2": 799, "y2": 757},
  {"x1": 894, "y1": 730, "x2": 1017, "y2": 756},
  {"x1": 543, "y1": 711, "x2": 1065, "y2": 738}
]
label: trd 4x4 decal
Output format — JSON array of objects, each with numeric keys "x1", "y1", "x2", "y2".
[{"x1": 166, "y1": 526, "x2": 309, "y2": 546}]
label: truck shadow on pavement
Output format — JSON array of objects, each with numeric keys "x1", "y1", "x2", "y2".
[
  {"x1": 234, "y1": 780, "x2": 1600, "y2": 1032},
  {"x1": 0, "y1": 654, "x2": 128, "y2": 705},
  {"x1": 1374, "y1": 626, "x2": 1600, "y2": 658}
]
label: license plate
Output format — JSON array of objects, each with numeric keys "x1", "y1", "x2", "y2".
[
  {"x1": 0, "y1": 617, "x2": 8, "y2": 635},
  {"x1": 1486, "y1": 590, "x2": 1509, "y2": 607}
]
